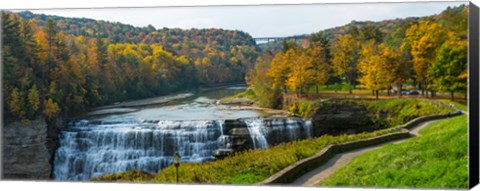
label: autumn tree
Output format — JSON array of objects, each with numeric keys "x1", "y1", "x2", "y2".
[
  {"x1": 384, "y1": 23, "x2": 414, "y2": 98},
  {"x1": 42, "y1": 98, "x2": 60, "y2": 119},
  {"x1": 287, "y1": 49, "x2": 314, "y2": 97},
  {"x1": 383, "y1": 46, "x2": 410, "y2": 98},
  {"x1": 2, "y1": 12, "x2": 39, "y2": 122},
  {"x1": 268, "y1": 52, "x2": 291, "y2": 94},
  {"x1": 357, "y1": 41, "x2": 391, "y2": 99},
  {"x1": 27, "y1": 84, "x2": 40, "y2": 118},
  {"x1": 8, "y1": 88, "x2": 27, "y2": 122},
  {"x1": 331, "y1": 34, "x2": 359, "y2": 94},
  {"x1": 430, "y1": 39, "x2": 467, "y2": 101},
  {"x1": 403, "y1": 20, "x2": 448, "y2": 97},
  {"x1": 246, "y1": 51, "x2": 281, "y2": 108},
  {"x1": 306, "y1": 43, "x2": 330, "y2": 94}
]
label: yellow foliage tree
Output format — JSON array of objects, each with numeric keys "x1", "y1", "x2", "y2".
[
  {"x1": 403, "y1": 20, "x2": 448, "y2": 97},
  {"x1": 357, "y1": 41, "x2": 392, "y2": 99},
  {"x1": 8, "y1": 88, "x2": 27, "y2": 122},
  {"x1": 27, "y1": 84, "x2": 40, "y2": 118},
  {"x1": 331, "y1": 34, "x2": 360, "y2": 94},
  {"x1": 307, "y1": 43, "x2": 330, "y2": 94},
  {"x1": 383, "y1": 46, "x2": 410, "y2": 98},
  {"x1": 287, "y1": 50, "x2": 314, "y2": 97},
  {"x1": 268, "y1": 52, "x2": 290, "y2": 93},
  {"x1": 42, "y1": 98, "x2": 60, "y2": 119}
]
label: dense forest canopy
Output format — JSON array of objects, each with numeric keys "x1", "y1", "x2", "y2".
[
  {"x1": 2, "y1": 4, "x2": 468, "y2": 123},
  {"x1": 2, "y1": 10, "x2": 259, "y2": 123}
]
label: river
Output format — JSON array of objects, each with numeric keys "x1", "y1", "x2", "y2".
[{"x1": 53, "y1": 86, "x2": 312, "y2": 181}]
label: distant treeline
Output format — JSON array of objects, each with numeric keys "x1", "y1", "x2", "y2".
[
  {"x1": 2, "y1": 11, "x2": 258, "y2": 122},
  {"x1": 248, "y1": 5, "x2": 468, "y2": 108}
]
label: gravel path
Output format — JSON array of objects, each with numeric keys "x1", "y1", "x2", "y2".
[{"x1": 291, "y1": 120, "x2": 439, "y2": 186}]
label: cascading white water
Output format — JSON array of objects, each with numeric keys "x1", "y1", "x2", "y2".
[
  {"x1": 53, "y1": 117, "x2": 313, "y2": 181},
  {"x1": 244, "y1": 118, "x2": 313, "y2": 149},
  {"x1": 244, "y1": 119, "x2": 270, "y2": 149},
  {"x1": 53, "y1": 119, "x2": 224, "y2": 181}
]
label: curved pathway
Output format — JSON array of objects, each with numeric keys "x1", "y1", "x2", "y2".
[{"x1": 291, "y1": 120, "x2": 439, "y2": 186}]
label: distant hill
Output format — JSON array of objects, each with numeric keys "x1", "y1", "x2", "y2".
[
  {"x1": 258, "y1": 4, "x2": 467, "y2": 52},
  {"x1": 17, "y1": 11, "x2": 259, "y2": 59}
]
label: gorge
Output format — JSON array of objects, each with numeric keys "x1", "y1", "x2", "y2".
[{"x1": 52, "y1": 87, "x2": 313, "y2": 181}]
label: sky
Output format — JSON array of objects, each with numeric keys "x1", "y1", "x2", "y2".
[{"x1": 2, "y1": 0, "x2": 468, "y2": 38}]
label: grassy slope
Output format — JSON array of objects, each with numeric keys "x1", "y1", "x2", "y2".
[
  {"x1": 357, "y1": 99, "x2": 455, "y2": 127},
  {"x1": 93, "y1": 99, "x2": 456, "y2": 184},
  {"x1": 437, "y1": 99, "x2": 468, "y2": 111},
  {"x1": 319, "y1": 115, "x2": 468, "y2": 189},
  {"x1": 94, "y1": 128, "x2": 398, "y2": 184}
]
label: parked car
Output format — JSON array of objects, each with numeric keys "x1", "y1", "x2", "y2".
[
  {"x1": 401, "y1": 90, "x2": 420, "y2": 95},
  {"x1": 407, "y1": 90, "x2": 419, "y2": 95}
]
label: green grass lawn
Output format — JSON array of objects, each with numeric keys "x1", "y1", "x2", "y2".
[
  {"x1": 94, "y1": 128, "x2": 400, "y2": 184},
  {"x1": 318, "y1": 115, "x2": 468, "y2": 189},
  {"x1": 437, "y1": 99, "x2": 468, "y2": 112},
  {"x1": 357, "y1": 99, "x2": 456, "y2": 127}
]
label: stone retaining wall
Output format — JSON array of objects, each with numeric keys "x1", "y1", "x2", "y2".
[
  {"x1": 259, "y1": 113, "x2": 460, "y2": 185},
  {"x1": 258, "y1": 130, "x2": 410, "y2": 185},
  {"x1": 397, "y1": 113, "x2": 460, "y2": 130}
]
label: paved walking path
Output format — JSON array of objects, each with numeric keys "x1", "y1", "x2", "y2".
[{"x1": 291, "y1": 120, "x2": 439, "y2": 186}]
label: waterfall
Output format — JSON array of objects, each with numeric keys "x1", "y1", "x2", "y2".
[
  {"x1": 244, "y1": 118, "x2": 313, "y2": 149},
  {"x1": 53, "y1": 117, "x2": 313, "y2": 181},
  {"x1": 53, "y1": 119, "x2": 224, "y2": 181},
  {"x1": 244, "y1": 119, "x2": 270, "y2": 149}
]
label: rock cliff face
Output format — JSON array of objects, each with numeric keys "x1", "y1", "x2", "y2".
[
  {"x1": 311, "y1": 101, "x2": 376, "y2": 136},
  {"x1": 2, "y1": 119, "x2": 51, "y2": 179},
  {"x1": 222, "y1": 119, "x2": 254, "y2": 151},
  {"x1": 214, "y1": 117, "x2": 312, "y2": 158}
]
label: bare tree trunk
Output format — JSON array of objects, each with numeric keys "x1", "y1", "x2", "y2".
[
  {"x1": 397, "y1": 84, "x2": 402, "y2": 98},
  {"x1": 349, "y1": 83, "x2": 353, "y2": 95},
  {"x1": 451, "y1": 91, "x2": 454, "y2": 101},
  {"x1": 424, "y1": 81, "x2": 429, "y2": 98},
  {"x1": 420, "y1": 81, "x2": 425, "y2": 95},
  {"x1": 375, "y1": 90, "x2": 379, "y2": 100}
]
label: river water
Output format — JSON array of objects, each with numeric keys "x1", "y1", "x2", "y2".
[{"x1": 53, "y1": 86, "x2": 312, "y2": 181}]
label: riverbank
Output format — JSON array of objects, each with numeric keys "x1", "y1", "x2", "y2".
[
  {"x1": 93, "y1": 93, "x2": 194, "y2": 110},
  {"x1": 81, "y1": 84, "x2": 249, "y2": 118},
  {"x1": 79, "y1": 93, "x2": 194, "y2": 118},
  {"x1": 217, "y1": 104, "x2": 290, "y2": 116}
]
